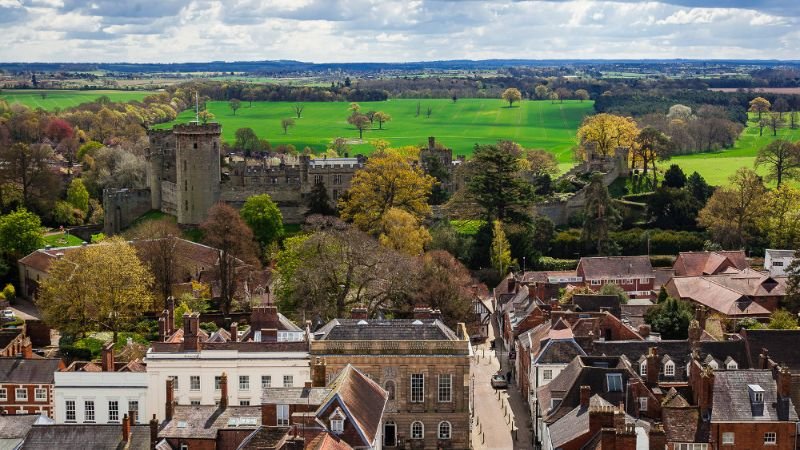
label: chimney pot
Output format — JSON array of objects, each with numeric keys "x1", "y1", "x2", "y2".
[
  {"x1": 101, "y1": 342, "x2": 114, "y2": 372},
  {"x1": 122, "y1": 413, "x2": 130, "y2": 442},
  {"x1": 230, "y1": 322, "x2": 238, "y2": 342}
]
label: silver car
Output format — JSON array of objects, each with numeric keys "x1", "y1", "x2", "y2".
[{"x1": 491, "y1": 373, "x2": 508, "y2": 389}]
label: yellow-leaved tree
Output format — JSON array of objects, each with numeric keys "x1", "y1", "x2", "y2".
[
  {"x1": 38, "y1": 237, "x2": 154, "y2": 342},
  {"x1": 378, "y1": 208, "x2": 431, "y2": 255},
  {"x1": 339, "y1": 150, "x2": 435, "y2": 236},
  {"x1": 576, "y1": 113, "x2": 639, "y2": 159}
]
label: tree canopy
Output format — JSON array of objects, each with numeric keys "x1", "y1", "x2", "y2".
[
  {"x1": 240, "y1": 194, "x2": 284, "y2": 253},
  {"x1": 581, "y1": 174, "x2": 621, "y2": 255},
  {"x1": 501, "y1": 88, "x2": 522, "y2": 107},
  {"x1": 577, "y1": 113, "x2": 638, "y2": 159},
  {"x1": 644, "y1": 297, "x2": 693, "y2": 339},
  {"x1": 467, "y1": 142, "x2": 534, "y2": 223},
  {"x1": 698, "y1": 168, "x2": 767, "y2": 249}
]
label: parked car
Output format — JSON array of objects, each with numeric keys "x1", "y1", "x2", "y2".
[
  {"x1": 1, "y1": 309, "x2": 15, "y2": 321},
  {"x1": 491, "y1": 373, "x2": 508, "y2": 389}
]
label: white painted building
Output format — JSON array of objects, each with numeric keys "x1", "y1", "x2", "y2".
[
  {"x1": 54, "y1": 370, "x2": 148, "y2": 424},
  {"x1": 765, "y1": 249, "x2": 795, "y2": 276},
  {"x1": 145, "y1": 303, "x2": 310, "y2": 420}
]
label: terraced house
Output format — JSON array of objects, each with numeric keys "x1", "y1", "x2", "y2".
[{"x1": 310, "y1": 307, "x2": 472, "y2": 450}]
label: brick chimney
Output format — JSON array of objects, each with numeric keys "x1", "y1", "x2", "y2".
[
  {"x1": 588, "y1": 405, "x2": 615, "y2": 437},
  {"x1": 776, "y1": 366, "x2": 792, "y2": 399},
  {"x1": 698, "y1": 368, "x2": 715, "y2": 412},
  {"x1": 101, "y1": 342, "x2": 114, "y2": 372},
  {"x1": 695, "y1": 305, "x2": 707, "y2": 329},
  {"x1": 122, "y1": 413, "x2": 130, "y2": 442},
  {"x1": 230, "y1": 322, "x2": 238, "y2": 342},
  {"x1": 158, "y1": 316, "x2": 167, "y2": 342},
  {"x1": 149, "y1": 414, "x2": 159, "y2": 450},
  {"x1": 580, "y1": 385, "x2": 592, "y2": 408},
  {"x1": 311, "y1": 357, "x2": 326, "y2": 387},
  {"x1": 21, "y1": 337, "x2": 32, "y2": 359},
  {"x1": 183, "y1": 312, "x2": 200, "y2": 352},
  {"x1": 638, "y1": 324, "x2": 651, "y2": 339},
  {"x1": 165, "y1": 378, "x2": 175, "y2": 421},
  {"x1": 688, "y1": 320, "x2": 702, "y2": 346},
  {"x1": 251, "y1": 304, "x2": 279, "y2": 330},
  {"x1": 613, "y1": 406, "x2": 626, "y2": 431},
  {"x1": 350, "y1": 306, "x2": 368, "y2": 320},
  {"x1": 646, "y1": 347, "x2": 659, "y2": 385},
  {"x1": 413, "y1": 306, "x2": 432, "y2": 320},
  {"x1": 649, "y1": 423, "x2": 667, "y2": 450},
  {"x1": 759, "y1": 348, "x2": 771, "y2": 370},
  {"x1": 616, "y1": 423, "x2": 637, "y2": 450},
  {"x1": 220, "y1": 372, "x2": 229, "y2": 409}
]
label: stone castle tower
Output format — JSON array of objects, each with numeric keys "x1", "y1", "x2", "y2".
[{"x1": 148, "y1": 123, "x2": 221, "y2": 225}]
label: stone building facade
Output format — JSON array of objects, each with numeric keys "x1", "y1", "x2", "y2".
[{"x1": 310, "y1": 310, "x2": 472, "y2": 450}]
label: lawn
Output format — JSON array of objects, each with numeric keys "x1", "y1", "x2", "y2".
[
  {"x1": 42, "y1": 232, "x2": 84, "y2": 248},
  {"x1": 666, "y1": 115, "x2": 800, "y2": 186},
  {"x1": 0, "y1": 89, "x2": 157, "y2": 110},
  {"x1": 159, "y1": 99, "x2": 594, "y2": 161}
]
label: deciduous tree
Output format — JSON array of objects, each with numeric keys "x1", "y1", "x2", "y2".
[
  {"x1": 534, "y1": 85, "x2": 550, "y2": 100},
  {"x1": 767, "y1": 112, "x2": 785, "y2": 136},
  {"x1": 581, "y1": 174, "x2": 621, "y2": 255},
  {"x1": 126, "y1": 218, "x2": 182, "y2": 309},
  {"x1": 229, "y1": 98, "x2": 241, "y2": 116},
  {"x1": 66, "y1": 178, "x2": 89, "y2": 214},
  {"x1": 0, "y1": 208, "x2": 43, "y2": 276},
  {"x1": 749, "y1": 96, "x2": 771, "y2": 121},
  {"x1": 373, "y1": 111, "x2": 391, "y2": 129},
  {"x1": 0, "y1": 142, "x2": 59, "y2": 212},
  {"x1": 698, "y1": 168, "x2": 767, "y2": 249},
  {"x1": 281, "y1": 118, "x2": 295, "y2": 135},
  {"x1": 574, "y1": 89, "x2": 590, "y2": 102},
  {"x1": 201, "y1": 203, "x2": 260, "y2": 314},
  {"x1": 501, "y1": 88, "x2": 522, "y2": 107},
  {"x1": 38, "y1": 237, "x2": 153, "y2": 342},
  {"x1": 347, "y1": 113, "x2": 370, "y2": 140},
  {"x1": 339, "y1": 151, "x2": 434, "y2": 236},
  {"x1": 759, "y1": 184, "x2": 800, "y2": 249},
  {"x1": 240, "y1": 194, "x2": 284, "y2": 254},
  {"x1": 378, "y1": 208, "x2": 431, "y2": 255},
  {"x1": 754, "y1": 139, "x2": 800, "y2": 187},
  {"x1": 633, "y1": 127, "x2": 671, "y2": 185},
  {"x1": 490, "y1": 220, "x2": 514, "y2": 277},
  {"x1": 293, "y1": 104, "x2": 304, "y2": 119},
  {"x1": 577, "y1": 113, "x2": 638, "y2": 159}
]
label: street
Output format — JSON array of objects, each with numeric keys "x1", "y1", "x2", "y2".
[{"x1": 471, "y1": 305, "x2": 533, "y2": 450}]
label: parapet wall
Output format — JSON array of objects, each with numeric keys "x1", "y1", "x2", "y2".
[{"x1": 103, "y1": 188, "x2": 153, "y2": 235}]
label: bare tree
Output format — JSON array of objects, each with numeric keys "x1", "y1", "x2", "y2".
[
  {"x1": 293, "y1": 104, "x2": 304, "y2": 119},
  {"x1": 426, "y1": 106, "x2": 432, "y2": 118},
  {"x1": 768, "y1": 113, "x2": 784, "y2": 137},
  {"x1": 126, "y1": 218, "x2": 182, "y2": 309},
  {"x1": 281, "y1": 118, "x2": 296, "y2": 135}
]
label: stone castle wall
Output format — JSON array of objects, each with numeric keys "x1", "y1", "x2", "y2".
[{"x1": 103, "y1": 188, "x2": 153, "y2": 235}]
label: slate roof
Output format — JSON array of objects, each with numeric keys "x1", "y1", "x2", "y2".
[
  {"x1": 547, "y1": 395, "x2": 620, "y2": 448},
  {"x1": 673, "y1": 251, "x2": 748, "y2": 277},
  {"x1": 0, "y1": 358, "x2": 62, "y2": 384},
  {"x1": 158, "y1": 406, "x2": 262, "y2": 439},
  {"x1": 313, "y1": 319, "x2": 459, "y2": 341},
  {"x1": 742, "y1": 329, "x2": 800, "y2": 371},
  {"x1": 572, "y1": 294, "x2": 620, "y2": 318},
  {"x1": 262, "y1": 386, "x2": 330, "y2": 405},
  {"x1": 577, "y1": 256, "x2": 654, "y2": 280},
  {"x1": 21, "y1": 424, "x2": 151, "y2": 450},
  {"x1": 711, "y1": 370, "x2": 798, "y2": 422},
  {"x1": 236, "y1": 426, "x2": 291, "y2": 450},
  {"x1": 535, "y1": 327, "x2": 586, "y2": 365},
  {"x1": 0, "y1": 415, "x2": 45, "y2": 439},
  {"x1": 662, "y1": 406, "x2": 707, "y2": 443}
]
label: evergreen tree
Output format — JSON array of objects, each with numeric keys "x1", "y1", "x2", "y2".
[
  {"x1": 644, "y1": 297, "x2": 693, "y2": 339},
  {"x1": 580, "y1": 174, "x2": 621, "y2": 255},
  {"x1": 468, "y1": 142, "x2": 534, "y2": 224},
  {"x1": 686, "y1": 171, "x2": 713, "y2": 204},
  {"x1": 662, "y1": 164, "x2": 687, "y2": 189},
  {"x1": 422, "y1": 153, "x2": 451, "y2": 205},
  {"x1": 305, "y1": 182, "x2": 337, "y2": 216}
]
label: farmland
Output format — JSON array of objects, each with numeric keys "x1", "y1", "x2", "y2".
[
  {"x1": 0, "y1": 89, "x2": 157, "y2": 110},
  {"x1": 160, "y1": 99, "x2": 594, "y2": 162}
]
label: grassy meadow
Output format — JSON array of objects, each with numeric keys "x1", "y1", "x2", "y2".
[
  {"x1": 160, "y1": 99, "x2": 595, "y2": 161},
  {"x1": 0, "y1": 89, "x2": 157, "y2": 110},
  {"x1": 666, "y1": 115, "x2": 800, "y2": 186}
]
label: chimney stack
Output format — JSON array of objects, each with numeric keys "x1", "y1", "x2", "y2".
[
  {"x1": 580, "y1": 385, "x2": 591, "y2": 408},
  {"x1": 166, "y1": 297, "x2": 175, "y2": 335},
  {"x1": 149, "y1": 414, "x2": 159, "y2": 450},
  {"x1": 220, "y1": 372, "x2": 229, "y2": 409},
  {"x1": 688, "y1": 320, "x2": 702, "y2": 346},
  {"x1": 230, "y1": 322, "x2": 238, "y2": 342},
  {"x1": 251, "y1": 304, "x2": 279, "y2": 330},
  {"x1": 101, "y1": 341, "x2": 114, "y2": 372},
  {"x1": 122, "y1": 413, "x2": 130, "y2": 442},
  {"x1": 638, "y1": 324, "x2": 651, "y2": 339},
  {"x1": 648, "y1": 423, "x2": 667, "y2": 450},
  {"x1": 165, "y1": 378, "x2": 175, "y2": 421},
  {"x1": 350, "y1": 306, "x2": 368, "y2": 320},
  {"x1": 776, "y1": 366, "x2": 792, "y2": 399},
  {"x1": 183, "y1": 312, "x2": 200, "y2": 352},
  {"x1": 759, "y1": 348, "x2": 771, "y2": 370},
  {"x1": 646, "y1": 347, "x2": 659, "y2": 385},
  {"x1": 21, "y1": 337, "x2": 33, "y2": 359},
  {"x1": 311, "y1": 357, "x2": 326, "y2": 387},
  {"x1": 413, "y1": 306, "x2": 432, "y2": 320}
]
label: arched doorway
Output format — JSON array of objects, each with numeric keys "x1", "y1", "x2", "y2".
[{"x1": 384, "y1": 421, "x2": 397, "y2": 447}]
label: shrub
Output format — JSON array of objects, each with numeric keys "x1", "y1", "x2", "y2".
[{"x1": 536, "y1": 256, "x2": 579, "y2": 271}]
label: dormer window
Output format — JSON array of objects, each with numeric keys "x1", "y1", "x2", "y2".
[
  {"x1": 726, "y1": 359, "x2": 738, "y2": 370},
  {"x1": 664, "y1": 361, "x2": 675, "y2": 377},
  {"x1": 607, "y1": 373, "x2": 623, "y2": 392},
  {"x1": 749, "y1": 384, "x2": 765, "y2": 417},
  {"x1": 329, "y1": 408, "x2": 346, "y2": 434}
]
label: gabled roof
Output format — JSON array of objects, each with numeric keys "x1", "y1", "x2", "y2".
[
  {"x1": 0, "y1": 358, "x2": 62, "y2": 384},
  {"x1": 673, "y1": 251, "x2": 748, "y2": 277},
  {"x1": 21, "y1": 424, "x2": 151, "y2": 450},
  {"x1": 572, "y1": 294, "x2": 620, "y2": 318},
  {"x1": 742, "y1": 329, "x2": 800, "y2": 371},
  {"x1": 711, "y1": 370, "x2": 798, "y2": 422},
  {"x1": 236, "y1": 426, "x2": 291, "y2": 450},
  {"x1": 316, "y1": 365, "x2": 388, "y2": 446},
  {"x1": 667, "y1": 276, "x2": 773, "y2": 317},
  {"x1": 159, "y1": 406, "x2": 262, "y2": 439},
  {"x1": 546, "y1": 395, "x2": 635, "y2": 449},
  {"x1": 577, "y1": 256, "x2": 654, "y2": 280}
]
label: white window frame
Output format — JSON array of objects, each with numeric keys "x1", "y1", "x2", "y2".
[
  {"x1": 65, "y1": 400, "x2": 76, "y2": 422},
  {"x1": 438, "y1": 421, "x2": 451, "y2": 439},
  {"x1": 214, "y1": 376, "x2": 222, "y2": 391},
  {"x1": 190, "y1": 375, "x2": 200, "y2": 391},
  {"x1": 283, "y1": 375, "x2": 293, "y2": 388},
  {"x1": 722, "y1": 432, "x2": 734, "y2": 445},
  {"x1": 543, "y1": 369, "x2": 553, "y2": 381},
  {"x1": 727, "y1": 361, "x2": 738, "y2": 370},
  {"x1": 411, "y1": 421, "x2": 424, "y2": 439},
  {"x1": 754, "y1": 392, "x2": 764, "y2": 403},
  {"x1": 675, "y1": 444, "x2": 708, "y2": 450},
  {"x1": 765, "y1": 432, "x2": 777, "y2": 445},
  {"x1": 180, "y1": 444, "x2": 188, "y2": 450},
  {"x1": 15, "y1": 388, "x2": 27, "y2": 401},
  {"x1": 128, "y1": 400, "x2": 138, "y2": 424},
  {"x1": 172, "y1": 376, "x2": 179, "y2": 390},
  {"x1": 664, "y1": 361, "x2": 675, "y2": 377},
  {"x1": 84, "y1": 400, "x2": 95, "y2": 423},
  {"x1": 590, "y1": 279, "x2": 601, "y2": 285},
  {"x1": 262, "y1": 375, "x2": 272, "y2": 389},
  {"x1": 606, "y1": 374, "x2": 623, "y2": 392},
  {"x1": 34, "y1": 388, "x2": 47, "y2": 402},
  {"x1": 411, "y1": 374, "x2": 424, "y2": 403},
  {"x1": 239, "y1": 400, "x2": 250, "y2": 406},
  {"x1": 640, "y1": 363, "x2": 647, "y2": 376},
  {"x1": 639, "y1": 277, "x2": 649, "y2": 283},
  {"x1": 277, "y1": 404, "x2": 289, "y2": 426},
  {"x1": 0, "y1": 388, "x2": 7, "y2": 401},
  {"x1": 438, "y1": 374, "x2": 452, "y2": 403},
  {"x1": 239, "y1": 375, "x2": 250, "y2": 391},
  {"x1": 108, "y1": 400, "x2": 119, "y2": 423},
  {"x1": 331, "y1": 418, "x2": 344, "y2": 433},
  {"x1": 639, "y1": 397, "x2": 648, "y2": 411}
]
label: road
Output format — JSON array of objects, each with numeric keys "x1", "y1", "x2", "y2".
[{"x1": 471, "y1": 305, "x2": 533, "y2": 450}]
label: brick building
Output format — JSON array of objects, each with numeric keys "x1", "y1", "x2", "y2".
[
  {"x1": 310, "y1": 310, "x2": 471, "y2": 449},
  {"x1": 576, "y1": 256, "x2": 656, "y2": 299},
  {"x1": 0, "y1": 349, "x2": 63, "y2": 417}
]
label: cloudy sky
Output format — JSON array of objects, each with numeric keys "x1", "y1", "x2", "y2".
[{"x1": 0, "y1": 0, "x2": 798, "y2": 63}]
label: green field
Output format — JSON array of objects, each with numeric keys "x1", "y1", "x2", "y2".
[
  {"x1": 667, "y1": 115, "x2": 800, "y2": 186},
  {"x1": 0, "y1": 89, "x2": 157, "y2": 110},
  {"x1": 160, "y1": 99, "x2": 594, "y2": 161}
]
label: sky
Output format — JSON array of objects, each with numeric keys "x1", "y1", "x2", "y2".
[{"x1": 0, "y1": 0, "x2": 798, "y2": 63}]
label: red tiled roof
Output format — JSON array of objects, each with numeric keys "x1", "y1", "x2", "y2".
[
  {"x1": 577, "y1": 256, "x2": 653, "y2": 280},
  {"x1": 667, "y1": 276, "x2": 773, "y2": 317},
  {"x1": 673, "y1": 251, "x2": 748, "y2": 276},
  {"x1": 320, "y1": 365, "x2": 388, "y2": 446}
]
